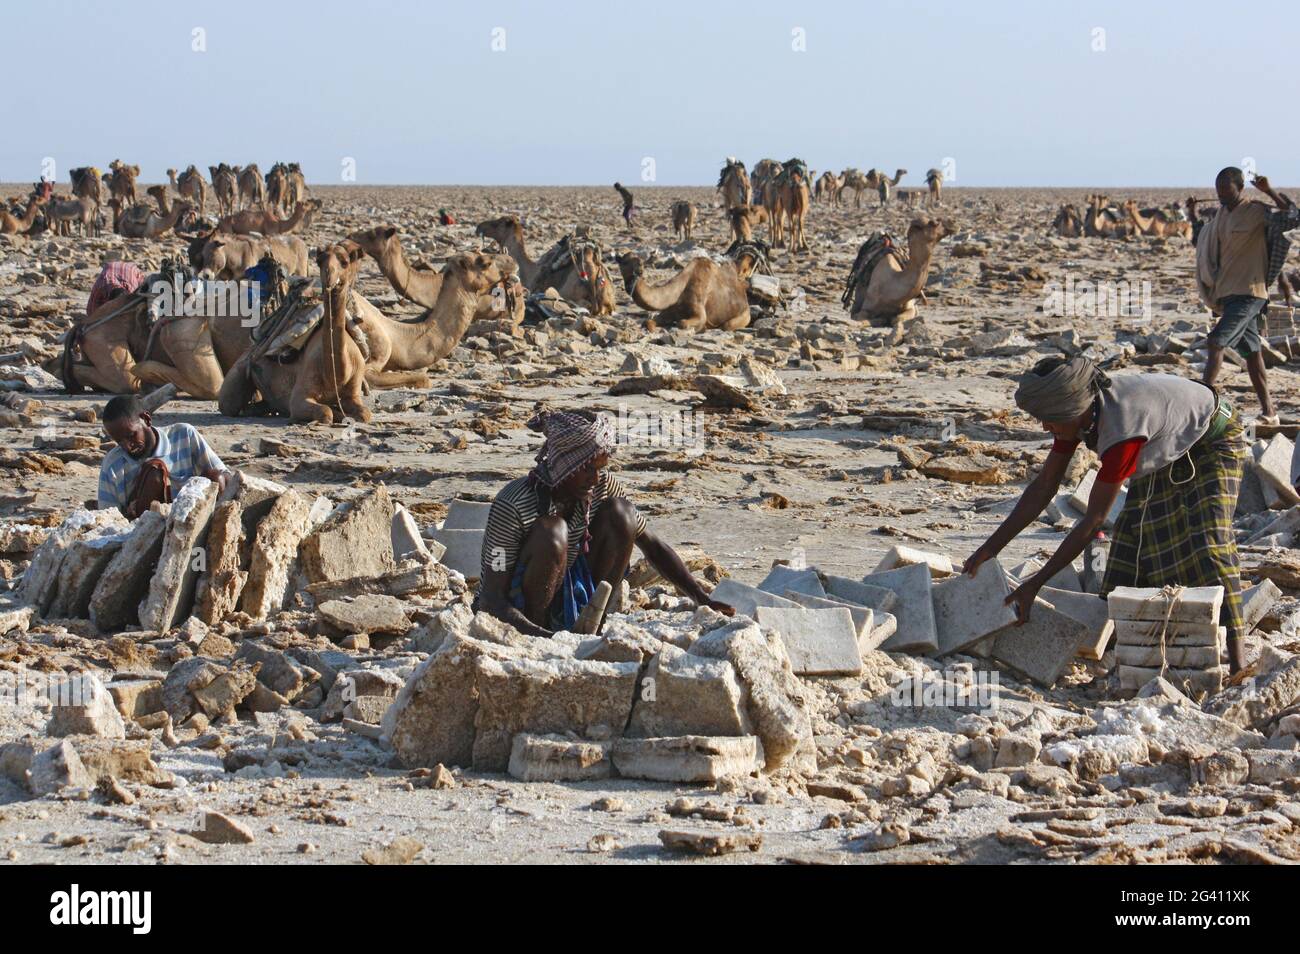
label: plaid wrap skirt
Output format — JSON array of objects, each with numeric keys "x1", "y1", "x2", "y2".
[{"x1": 1101, "y1": 416, "x2": 1246, "y2": 643}]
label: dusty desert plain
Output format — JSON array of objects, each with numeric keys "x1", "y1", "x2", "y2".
[{"x1": 1, "y1": 181, "x2": 1299, "y2": 865}]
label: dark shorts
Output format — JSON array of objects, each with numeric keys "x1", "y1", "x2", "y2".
[{"x1": 1209, "y1": 295, "x2": 1266, "y2": 358}]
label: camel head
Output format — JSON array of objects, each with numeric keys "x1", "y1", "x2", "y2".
[
  {"x1": 317, "y1": 240, "x2": 366, "y2": 292},
  {"x1": 443, "y1": 251, "x2": 516, "y2": 295},
  {"x1": 474, "y1": 215, "x2": 523, "y2": 248},
  {"x1": 299, "y1": 198, "x2": 323, "y2": 225},
  {"x1": 908, "y1": 215, "x2": 954, "y2": 246},
  {"x1": 349, "y1": 224, "x2": 400, "y2": 255},
  {"x1": 614, "y1": 251, "x2": 644, "y2": 290},
  {"x1": 147, "y1": 185, "x2": 167, "y2": 202}
]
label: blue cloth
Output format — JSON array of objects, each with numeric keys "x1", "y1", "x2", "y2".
[{"x1": 508, "y1": 553, "x2": 596, "y2": 631}]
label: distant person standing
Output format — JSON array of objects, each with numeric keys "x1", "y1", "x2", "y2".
[
  {"x1": 614, "y1": 182, "x2": 635, "y2": 226},
  {"x1": 1196, "y1": 169, "x2": 1299, "y2": 424}
]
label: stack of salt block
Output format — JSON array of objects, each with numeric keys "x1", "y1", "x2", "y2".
[{"x1": 1106, "y1": 585, "x2": 1226, "y2": 696}]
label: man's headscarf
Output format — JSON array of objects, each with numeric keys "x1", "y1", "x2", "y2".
[
  {"x1": 1014, "y1": 355, "x2": 1109, "y2": 423},
  {"x1": 527, "y1": 410, "x2": 616, "y2": 488}
]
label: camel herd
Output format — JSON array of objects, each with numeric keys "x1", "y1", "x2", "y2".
[
  {"x1": 1050, "y1": 193, "x2": 1195, "y2": 240},
  {"x1": 20, "y1": 154, "x2": 966, "y2": 425},
  {"x1": 1, "y1": 160, "x2": 316, "y2": 241}
]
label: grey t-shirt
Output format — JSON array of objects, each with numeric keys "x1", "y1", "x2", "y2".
[{"x1": 1094, "y1": 373, "x2": 1217, "y2": 479}]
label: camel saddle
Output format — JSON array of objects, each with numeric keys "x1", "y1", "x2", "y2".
[
  {"x1": 251, "y1": 278, "x2": 370, "y2": 364},
  {"x1": 842, "y1": 232, "x2": 907, "y2": 309}
]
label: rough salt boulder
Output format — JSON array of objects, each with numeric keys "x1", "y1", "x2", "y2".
[
  {"x1": 471, "y1": 653, "x2": 639, "y2": 772},
  {"x1": 20, "y1": 508, "x2": 130, "y2": 615},
  {"x1": 508, "y1": 733, "x2": 612, "y2": 782},
  {"x1": 627, "y1": 644, "x2": 752, "y2": 738},
  {"x1": 161, "y1": 656, "x2": 257, "y2": 724},
  {"x1": 689, "y1": 618, "x2": 814, "y2": 774},
  {"x1": 194, "y1": 500, "x2": 246, "y2": 625},
  {"x1": 299, "y1": 484, "x2": 395, "y2": 583},
  {"x1": 89, "y1": 508, "x2": 168, "y2": 631},
  {"x1": 318, "y1": 594, "x2": 411, "y2": 635},
  {"x1": 321, "y1": 667, "x2": 406, "y2": 722},
  {"x1": 46, "y1": 529, "x2": 131, "y2": 619},
  {"x1": 240, "y1": 490, "x2": 313, "y2": 619},
  {"x1": 1208, "y1": 656, "x2": 1300, "y2": 731},
  {"x1": 139, "y1": 477, "x2": 219, "y2": 632},
  {"x1": 45, "y1": 672, "x2": 126, "y2": 739},
  {"x1": 236, "y1": 641, "x2": 317, "y2": 702}
]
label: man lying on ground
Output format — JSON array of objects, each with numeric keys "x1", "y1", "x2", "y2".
[
  {"x1": 475, "y1": 410, "x2": 733, "y2": 637},
  {"x1": 98, "y1": 394, "x2": 230, "y2": 519}
]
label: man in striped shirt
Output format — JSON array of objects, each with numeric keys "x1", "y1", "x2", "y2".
[
  {"x1": 98, "y1": 394, "x2": 230, "y2": 519},
  {"x1": 476, "y1": 410, "x2": 733, "y2": 637}
]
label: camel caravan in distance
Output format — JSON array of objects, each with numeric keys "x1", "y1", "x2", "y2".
[
  {"x1": 1051, "y1": 194, "x2": 1191, "y2": 240},
  {"x1": 35, "y1": 149, "x2": 961, "y2": 423}
]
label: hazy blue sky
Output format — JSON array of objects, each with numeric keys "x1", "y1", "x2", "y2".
[{"x1": 3, "y1": 0, "x2": 1296, "y2": 186}]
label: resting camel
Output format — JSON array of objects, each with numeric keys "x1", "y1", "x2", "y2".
[
  {"x1": 717, "y1": 159, "x2": 751, "y2": 209},
  {"x1": 108, "y1": 161, "x2": 140, "y2": 208},
  {"x1": 177, "y1": 166, "x2": 207, "y2": 215},
  {"x1": 117, "y1": 200, "x2": 194, "y2": 239},
  {"x1": 0, "y1": 194, "x2": 46, "y2": 235},
  {"x1": 1051, "y1": 205, "x2": 1084, "y2": 238},
  {"x1": 670, "y1": 200, "x2": 697, "y2": 242},
  {"x1": 348, "y1": 224, "x2": 524, "y2": 324},
  {"x1": 210, "y1": 164, "x2": 239, "y2": 216},
  {"x1": 925, "y1": 169, "x2": 944, "y2": 207},
  {"x1": 845, "y1": 216, "x2": 953, "y2": 335},
  {"x1": 216, "y1": 198, "x2": 321, "y2": 236},
  {"x1": 50, "y1": 264, "x2": 236, "y2": 399},
  {"x1": 219, "y1": 249, "x2": 518, "y2": 419},
  {"x1": 1084, "y1": 194, "x2": 1132, "y2": 238},
  {"x1": 615, "y1": 242, "x2": 765, "y2": 331},
  {"x1": 190, "y1": 231, "x2": 311, "y2": 280},
  {"x1": 237, "y1": 164, "x2": 266, "y2": 210},
  {"x1": 46, "y1": 195, "x2": 99, "y2": 237},
  {"x1": 1122, "y1": 200, "x2": 1191, "y2": 239},
  {"x1": 778, "y1": 162, "x2": 810, "y2": 251},
  {"x1": 727, "y1": 204, "x2": 768, "y2": 243},
  {"x1": 474, "y1": 215, "x2": 615, "y2": 315}
]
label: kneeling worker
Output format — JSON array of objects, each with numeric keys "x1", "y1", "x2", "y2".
[
  {"x1": 475, "y1": 410, "x2": 733, "y2": 637},
  {"x1": 98, "y1": 394, "x2": 230, "y2": 519},
  {"x1": 964, "y1": 356, "x2": 1248, "y2": 672}
]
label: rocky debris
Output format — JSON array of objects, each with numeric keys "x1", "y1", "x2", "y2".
[
  {"x1": 192, "y1": 811, "x2": 256, "y2": 845},
  {"x1": 318, "y1": 594, "x2": 411, "y2": 636},
  {"x1": 658, "y1": 828, "x2": 763, "y2": 856},
  {"x1": 321, "y1": 667, "x2": 404, "y2": 722},
  {"x1": 28, "y1": 739, "x2": 93, "y2": 795},
  {"x1": 300, "y1": 484, "x2": 395, "y2": 583},
  {"x1": 1209, "y1": 656, "x2": 1300, "y2": 731},
  {"x1": 45, "y1": 672, "x2": 125, "y2": 739},
  {"x1": 361, "y1": 837, "x2": 423, "y2": 865}
]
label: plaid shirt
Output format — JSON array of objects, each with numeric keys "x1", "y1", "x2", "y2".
[
  {"x1": 1266, "y1": 202, "x2": 1300, "y2": 290},
  {"x1": 97, "y1": 423, "x2": 227, "y2": 512}
]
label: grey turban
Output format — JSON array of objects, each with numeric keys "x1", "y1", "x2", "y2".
[{"x1": 1014, "y1": 356, "x2": 1109, "y2": 422}]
